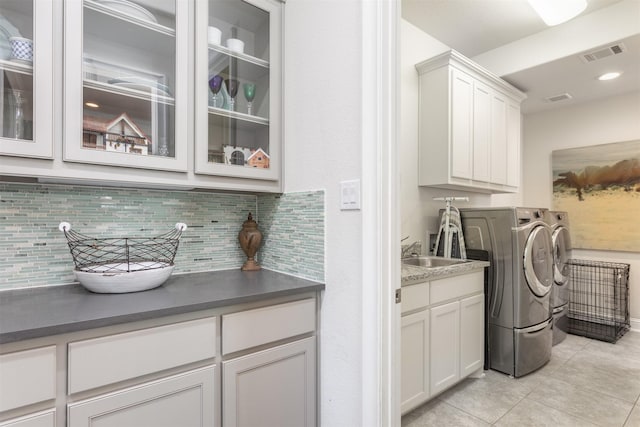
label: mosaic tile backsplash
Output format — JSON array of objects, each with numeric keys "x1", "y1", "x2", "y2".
[
  {"x1": 258, "y1": 191, "x2": 325, "y2": 280},
  {"x1": 0, "y1": 183, "x2": 324, "y2": 290}
]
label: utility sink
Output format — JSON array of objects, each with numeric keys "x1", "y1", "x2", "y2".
[{"x1": 402, "y1": 256, "x2": 469, "y2": 268}]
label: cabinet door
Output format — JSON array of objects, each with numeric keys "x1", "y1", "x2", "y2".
[
  {"x1": 0, "y1": 346, "x2": 56, "y2": 413},
  {"x1": 194, "y1": 0, "x2": 281, "y2": 181},
  {"x1": 223, "y1": 337, "x2": 315, "y2": 427},
  {"x1": 449, "y1": 68, "x2": 473, "y2": 180},
  {"x1": 401, "y1": 310, "x2": 429, "y2": 414},
  {"x1": 506, "y1": 101, "x2": 521, "y2": 188},
  {"x1": 472, "y1": 81, "x2": 491, "y2": 183},
  {"x1": 0, "y1": 0, "x2": 53, "y2": 158},
  {"x1": 63, "y1": 0, "x2": 188, "y2": 171},
  {"x1": 67, "y1": 365, "x2": 215, "y2": 427},
  {"x1": 490, "y1": 91, "x2": 507, "y2": 185},
  {"x1": 460, "y1": 293, "x2": 484, "y2": 377},
  {"x1": 0, "y1": 410, "x2": 55, "y2": 427},
  {"x1": 430, "y1": 300, "x2": 459, "y2": 396}
]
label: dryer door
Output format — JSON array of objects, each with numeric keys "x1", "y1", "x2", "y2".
[
  {"x1": 552, "y1": 226, "x2": 572, "y2": 286},
  {"x1": 523, "y1": 225, "x2": 553, "y2": 297}
]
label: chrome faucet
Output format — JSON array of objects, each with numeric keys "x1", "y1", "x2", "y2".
[{"x1": 401, "y1": 240, "x2": 422, "y2": 258}]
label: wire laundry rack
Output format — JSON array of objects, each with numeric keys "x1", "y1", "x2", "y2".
[{"x1": 434, "y1": 197, "x2": 468, "y2": 259}]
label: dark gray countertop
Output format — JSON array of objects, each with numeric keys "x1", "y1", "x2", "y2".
[{"x1": 0, "y1": 269, "x2": 325, "y2": 344}]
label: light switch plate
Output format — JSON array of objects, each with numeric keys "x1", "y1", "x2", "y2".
[{"x1": 340, "y1": 179, "x2": 361, "y2": 210}]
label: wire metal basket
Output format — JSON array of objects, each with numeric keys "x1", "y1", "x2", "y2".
[{"x1": 59, "y1": 222, "x2": 187, "y2": 293}]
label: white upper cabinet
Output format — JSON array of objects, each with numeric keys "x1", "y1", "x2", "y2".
[
  {"x1": 194, "y1": 0, "x2": 281, "y2": 181},
  {"x1": 2, "y1": 0, "x2": 283, "y2": 191},
  {"x1": 450, "y1": 68, "x2": 473, "y2": 181},
  {"x1": 472, "y1": 80, "x2": 491, "y2": 183},
  {"x1": 506, "y1": 100, "x2": 521, "y2": 188},
  {"x1": 63, "y1": 0, "x2": 189, "y2": 171},
  {"x1": 416, "y1": 50, "x2": 526, "y2": 194},
  {"x1": 490, "y1": 90, "x2": 507, "y2": 185},
  {"x1": 0, "y1": 0, "x2": 54, "y2": 158}
]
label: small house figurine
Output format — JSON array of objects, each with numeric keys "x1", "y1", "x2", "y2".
[
  {"x1": 83, "y1": 112, "x2": 150, "y2": 155},
  {"x1": 247, "y1": 148, "x2": 270, "y2": 168},
  {"x1": 238, "y1": 212, "x2": 263, "y2": 271},
  {"x1": 223, "y1": 145, "x2": 252, "y2": 165}
]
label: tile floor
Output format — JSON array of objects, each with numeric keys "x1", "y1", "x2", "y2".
[{"x1": 402, "y1": 330, "x2": 640, "y2": 427}]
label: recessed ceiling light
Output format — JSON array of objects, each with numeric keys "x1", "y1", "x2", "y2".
[
  {"x1": 527, "y1": 0, "x2": 587, "y2": 26},
  {"x1": 598, "y1": 72, "x2": 622, "y2": 81},
  {"x1": 85, "y1": 102, "x2": 100, "y2": 108}
]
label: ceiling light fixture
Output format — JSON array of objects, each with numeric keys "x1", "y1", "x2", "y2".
[
  {"x1": 598, "y1": 72, "x2": 622, "y2": 81},
  {"x1": 527, "y1": 0, "x2": 587, "y2": 26},
  {"x1": 85, "y1": 102, "x2": 99, "y2": 108}
]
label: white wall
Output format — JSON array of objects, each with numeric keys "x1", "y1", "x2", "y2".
[
  {"x1": 400, "y1": 20, "x2": 520, "y2": 253},
  {"x1": 284, "y1": 1, "x2": 364, "y2": 425},
  {"x1": 522, "y1": 91, "x2": 640, "y2": 325}
]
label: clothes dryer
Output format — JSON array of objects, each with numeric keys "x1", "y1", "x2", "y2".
[
  {"x1": 544, "y1": 210, "x2": 573, "y2": 345},
  {"x1": 460, "y1": 207, "x2": 554, "y2": 377}
]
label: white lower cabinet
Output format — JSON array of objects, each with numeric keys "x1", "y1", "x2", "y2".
[
  {"x1": 0, "y1": 346, "x2": 56, "y2": 413},
  {"x1": 222, "y1": 337, "x2": 316, "y2": 427},
  {"x1": 0, "y1": 410, "x2": 56, "y2": 427},
  {"x1": 401, "y1": 270, "x2": 484, "y2": 414},
  {"x1": 430, "y1": 300, "x2": 460, "y2": 396},
  {"x1": 460, "y1": 294, "x2": 484, "y2": 377},
  {"x1": 0, "y1": 294, "x2": 320, "y2": 427},
  {"x1": 68, "y1": 366, "x2": 215, "y2": 427},
  {"x1": 401, "y1": 310, "x2": 429, "y2": 414}
]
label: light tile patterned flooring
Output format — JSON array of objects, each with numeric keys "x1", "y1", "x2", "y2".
[{"x1": 402, "y1": 331, "x2": 640, "y2": 427}]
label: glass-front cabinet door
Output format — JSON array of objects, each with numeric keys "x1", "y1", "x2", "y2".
[
  {"x1": 64, "y1": 0, "x2": 188, "y2": 171},
  {"x1": 195, "y1": 0, "x2": 281, "y2": 181},
  {"x1": 0, "y1": 0, "x2": 53, "y2": 158}
]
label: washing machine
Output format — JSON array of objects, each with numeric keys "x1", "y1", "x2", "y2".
[
  {"x1": 460, "y1": 207, "x2": 554, "y2": 377},
  {"x1": 544, "y1": 210, "x2": 572, "y2": 345}
]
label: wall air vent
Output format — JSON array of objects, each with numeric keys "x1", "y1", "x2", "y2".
[
  {"x1": 545, "y1": 93, "x2": 573, "y2": 103},
  {"x1": 580, "y1": 43, "x2": 626, "y2": 63}
]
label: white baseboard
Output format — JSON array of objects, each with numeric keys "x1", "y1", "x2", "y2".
[{"x1": 630, "y1": 317, "x2": 640, "y2": 333}]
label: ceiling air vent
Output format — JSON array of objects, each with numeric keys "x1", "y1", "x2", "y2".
[
  {"x1": 545, "y1": 93, "x2": 573, "y2": 103},
  {"x1": 580, "y1": 43, "x2": 626, "y2": 63}
]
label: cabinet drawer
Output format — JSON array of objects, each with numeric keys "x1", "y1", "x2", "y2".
[
  {"x1": 401, "y1": 282, "x2": 429, "y2": 314},
  {"x1": 430, "y1": 271, "x2": 483, "y2": 305},
  {"x1": 0, "y1": 346, "x2": 56, "y2": 412},
  {"x1": 222, "y1": 299, "x2": 315, "y2": 355},
  {"x1": 68, "y1": 317, "x2": 216, "y2": 394}
]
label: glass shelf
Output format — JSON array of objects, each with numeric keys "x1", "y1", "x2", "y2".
[
  {"x1": 208, "y1": 44, "x2": 269, "y2": 69},
  {"x1": 84, "y1": 79, "x2": 175, "y2": 105},
  {"x1": 208, "y1": 106, "x2": 269, "y2": 126},
  {"x1": 84, "y1": 0, "x2": 175, "y2": 35},
  {"x1": 0, "y1": 59, "x2": 33, "y2": 76}
]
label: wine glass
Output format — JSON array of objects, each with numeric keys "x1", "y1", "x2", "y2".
[
  {"x1": 208, "y1": 75, "x2": 223, "y2": 108},
  {"x1": 242, "y1": 83, "x2": 256, "y2": 115},
  {"x1": 225, "y1": 79, "x2": 239, "y2": 111},
  {"x1": 12, "y1": 90, "x2": 25, "y2": 140}
]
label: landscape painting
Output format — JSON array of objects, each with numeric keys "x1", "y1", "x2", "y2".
[{"x1": 552, "y1": 139, "x2": 640, "y2": 252}]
